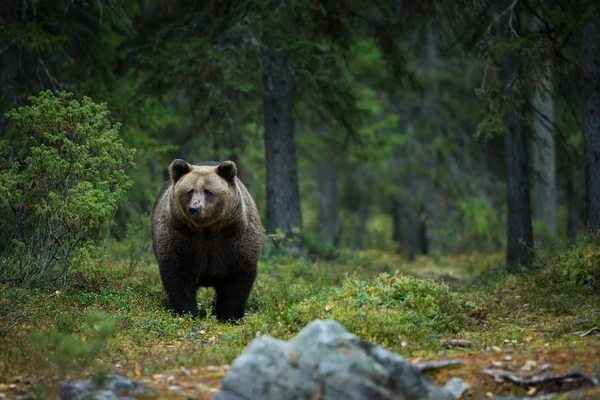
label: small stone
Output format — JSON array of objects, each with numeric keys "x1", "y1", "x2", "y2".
[
  {"x1": 539, "y1": 363, "x2": 553, "y2": 372},
  {"x1": 520, "y1": 360, "x2": 537, "y2": 372},
  {"x1": 443, "y1": 377, "x2": 469, "y2": 399},
  {"x1": 60, "y1": 374, "x2": 153, "y2": 400},
  {"x1": 572, "y1": 318, "x2": 589, "y2": 327},
  {"x1": 492, "y1": 346, "x2": 502, "y2": 352},
  {"x1": 168, "y1": 385, "x2": 180, "y2": 392},
  {"x1": 491, "y1": 361, "x2": 504, "y2": 368},
  {"x1": 503, "y1": 355, "x2": 512, "y2": 361}
]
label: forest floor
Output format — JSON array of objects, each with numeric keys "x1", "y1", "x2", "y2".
[{"x1": 1, "y1": 241, "x2": 600, "y2": 399}]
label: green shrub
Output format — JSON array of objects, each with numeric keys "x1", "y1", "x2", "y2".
[
  {"x1": 31, "y1": 311, "x2": 117, "y2": 377},
  {"x1": 447, "y1": 197, "x2": 505, "y2": 253},
  {"x1": 0, "y1": 91, "x2": 135, "y2": 286},
  {"x1": 553, "y1": 237, "x2": 600, "y2": 292},
  {"x1": 242, "y1": 271, "x2": 479, "y2": 352}
]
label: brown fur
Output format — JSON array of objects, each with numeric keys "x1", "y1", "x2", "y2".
[{"x1": 152, "y1": 159, "x2": 263, "y2": 321}]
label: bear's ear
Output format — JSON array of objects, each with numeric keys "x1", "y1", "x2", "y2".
[
  {"x1": 169, "y1": 159, "x2": 191, "y2": 182},
  {"x1": 217, "y1": 161, "x2": 237, "y2": 183}
]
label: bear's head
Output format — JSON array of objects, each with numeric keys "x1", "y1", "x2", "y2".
[{"x1": 168, "y1": 159, "x2": 239, "y2": 229}]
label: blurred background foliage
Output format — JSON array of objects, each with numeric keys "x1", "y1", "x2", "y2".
[{"x1": 0, "y1": 0, "x2": 595, "y2": 283}]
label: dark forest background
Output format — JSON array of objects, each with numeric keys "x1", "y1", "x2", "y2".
[{"x1": 1, "y1": 0, "x2": 599, "y2": 279}]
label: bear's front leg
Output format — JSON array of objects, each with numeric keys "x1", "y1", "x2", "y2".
[
  {"x1": 214, "y1": 270, "x2": 256, "y2": 322},
  {"x1": 159, "y1": 265, "x2": 199, "y2": 317}
]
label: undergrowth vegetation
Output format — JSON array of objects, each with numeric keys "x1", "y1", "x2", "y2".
[{"x1": 1, "y1": 238, "x2": 599, "y2": 397}]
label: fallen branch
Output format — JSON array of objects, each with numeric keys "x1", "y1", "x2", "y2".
[
  {"x1": 483, "y1": 368, "x2": 598, "y2": 393},
  {"x1": 0, "y1": 316, "x2": 25, "y2": 336},
  {"x1": 416, "y1": 359, "x2": 464, "y2": 372},
  {"x1": 571, "y1": 327, "x2": 600, "y2": 337}
]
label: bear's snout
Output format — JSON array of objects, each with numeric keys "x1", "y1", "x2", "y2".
[{"x1": 188, "y1": 205, "x2": 202, "y2": 216}]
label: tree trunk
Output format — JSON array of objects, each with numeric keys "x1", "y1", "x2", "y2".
[
  {"x1": 420, "y1": 21, "x2": 438, "y2": 254},
  {"x1": 499, "y1": 2, "x2": 534, "y2": 271},
  {"x1": 318, "y1": 161, "x2": 339, "y2": 245},
  {"x1": 567, "y1": 166, "x2": 581, "y2": 242},
  {"x1": 0, "y1": 0, "x2": 21, "y2": 134},
  {"x1": 529, "y1": 7, "x2": 557, "y2": 238},
  {"x1": 392, "y1": 200, "x2": 402, "y2": 247},
  {"x1": 261, "y1": 29, "x2": 303, "y2": 236},
  {"x1": 418, "y1": 205, "x2": 429, "y2": 255},
  {"x1": 354, "y1": 182, "x2": 370, "y2": 250},
  {"x1": 403, "y1": 210, "x2": 420, "y2": 261},
  {"x1": 580, "y1": 3, "x2": 600, "y2": 235}
]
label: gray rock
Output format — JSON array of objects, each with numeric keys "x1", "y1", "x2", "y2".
[
  {"x1": 443, "y1": 377, "x2": 469, "y2": 399},
  {"x1": 215, "y1": 319, "x2": 450, "y2": 400},
  {"x1": 60, "y1": 374, "x2": 153, "y2": 400}
]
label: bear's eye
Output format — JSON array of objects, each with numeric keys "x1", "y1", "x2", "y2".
[
  {"x1": 204, "y1": 189, "x2": 213, "y2": 199},
  {"x1": 186, "y1": 189, "x2": 194, "y2": 199}
]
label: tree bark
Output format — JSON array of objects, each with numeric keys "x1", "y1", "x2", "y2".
[
  {"x1": 354, "y1": 182, "x2": 370, "y2": 250},
  {"x1": 529, "y1": 7, "x2": 557, "y2": 238},
  {"x1": 567, "y1": 166, "x2": 581, "y2": 242},
  {"x1": 420, "y1": 21, "x2": 438, "y2": 254},
  {"x1": 580, "y1": 3, "x2": 600, "y2": 235},
  {"x1": 418, "y1": 205, "x2": 429, "y2": 255},
  {"x1": 0, "y1": 0, "x2": 21, "y2": 134},
  {"x1": 392, "y1": 199, "x2": 402, "y2": 248},
  {"x1": 261, "y1": 28, "x2": 303, "y2": 236},
  {"x1": 498, "y1": 2, "x2": 534, "y2": 271},
  {"x1": 318, "y1": 161, "x2": 339, "y2": 245},
  {"x1": 403, "y1": 210, "x2": 420, "y2": 261}
]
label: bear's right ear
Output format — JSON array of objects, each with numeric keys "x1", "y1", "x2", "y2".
[
  {"x1": 169, "y1": 159, "x2": 191, "y2": 182},
  {"x1": 217, "y1": 160, "x2": 237, "y2": 183}
]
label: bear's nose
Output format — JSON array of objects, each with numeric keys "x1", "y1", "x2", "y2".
[{"x1": 188, "y1": 206, "x2": 201, "y2": 216}]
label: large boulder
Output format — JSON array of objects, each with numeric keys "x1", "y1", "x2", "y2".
[{"x1": 215, "y1": 319, "x2": 449, "y2": 400}]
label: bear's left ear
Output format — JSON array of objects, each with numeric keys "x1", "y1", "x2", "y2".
[
  {"x1": 169, "y1": 159, "x2": 191, "y2": 182},
  {"x1": 217, "y1": 161, "x2": 237, "y2": 183}
]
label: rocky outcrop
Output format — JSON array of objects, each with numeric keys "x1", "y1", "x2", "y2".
[{"x1": 215, "y1": 319, "x2": 450, "y2": 400}]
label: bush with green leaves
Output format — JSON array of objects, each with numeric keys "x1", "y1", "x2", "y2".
[
  {"x1": 31, "y1": 311, "x2": 117, "y2": 377},
  {"x1": 0, "y1": 91, "x2": 135, "y2": 286}
]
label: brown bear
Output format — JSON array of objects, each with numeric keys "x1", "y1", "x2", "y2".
[{"x1": 152, "y1": 159, "x2": 263, "y2": 321}]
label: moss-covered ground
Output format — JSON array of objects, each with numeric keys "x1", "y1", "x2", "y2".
[{"x1": 1, "y1": 241, "x2": 599, "y2": 399}]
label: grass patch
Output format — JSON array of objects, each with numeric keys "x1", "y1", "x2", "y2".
[{"x1": 1, "y1": 241, "x2": 599, "y2": 397}]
